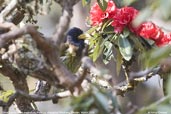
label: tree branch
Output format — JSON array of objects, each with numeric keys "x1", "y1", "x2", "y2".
[
  {"x1": 2, "y1": 92, "x2": 18, "y2": 112},
  {"x1": 17, "y1": 89, "x2": 71, "y2": 102},
  {"x1": 0, "y1": 60, "x2": 38, "y2": 112},
  {"x1": 114, "y1": 67, "x2": 160, "y2": 96},
  {"x1": 0, "y1": 23, "x2": 76, "y2": 90},
  {"x1": 0, "y1": 0, "x2": 18, "y2": 22},
  {"x1": 52, "y1": 0, "x2": 80, "y2": 48}
]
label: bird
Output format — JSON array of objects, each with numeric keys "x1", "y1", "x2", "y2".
[
  {"x1": 60, "y1": 27, "x2": 85, "y2": 73},
  {"x1": 34, "y1": 27, "x2": 85, "y2": 100},
  {"x1": 65, "y1": 27, "x2": 85, "y2": 56}
]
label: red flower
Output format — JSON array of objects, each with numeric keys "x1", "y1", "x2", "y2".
[
  {"x1": 155, "y1": 33, "x2": 171, "y2": 46},
  {"x1": 90, "y1": 1, "x2": 116, "y2": 26},
  {"x1": 111, "y1": 7, "x2": 138, "y2": 33},
  {"x1": 136, "y1": 22, "x2": 164, "y2": 40},
  {"x1": 89, "y1": 1, "x2": 171, "y2": 46}
]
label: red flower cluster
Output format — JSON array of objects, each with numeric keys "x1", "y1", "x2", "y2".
[
  {"x1": 135, "y1": 22, "x2": 171, "y2": 46},
  {"x1": 90, "y1": 1, "x2": 116, "y2": 26},
  {"x1": 136, "y1": 22, "x2": 164, "y2": 40},
  {"x1": 90, "y1": 1, "x2": 138, "y2": 33},
  {"x1": 155, "y1": 33, "x2": 171, "y2": 46},
  {"x1": 112, "y1": 7, "x2": 138, "y2": 33},
  {"x1": 89, "y1": 0, "x2": 171, "y2": 46}
]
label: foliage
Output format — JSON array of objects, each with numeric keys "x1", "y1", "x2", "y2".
[
  {"x1": 0, "y1": 90, "x2": 14, "y2": 103},
  {"x1": 81, "y1": 0, "x2": 171, "y2": 113},
  {"x1": 70, "y1": 85, "x2": 119, "y2": 114}
]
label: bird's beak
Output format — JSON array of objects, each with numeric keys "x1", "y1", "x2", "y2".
[{"x1": 78, "y1": 33, "x2": 90, "y2": 40}]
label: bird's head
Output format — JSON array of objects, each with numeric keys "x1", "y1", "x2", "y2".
[{"x1": 65, "y1": 27, "x2": 85, "y2": 56}]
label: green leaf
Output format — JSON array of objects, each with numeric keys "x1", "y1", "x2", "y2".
[
  {"x1": 92, "y1": 37, "x2": 103, "y2": 61},
  {"x1": 70, "y1": 91, "x2": 94, "y2": 111},
  {"x1": 166, "y1": 76, "x2": 171, "y2": 96},
  {"x1": 103, "y1": 41, "x2": 114, "y2": 64},
  {"x1": 87, "y1": 26, "x2": 98, "y2": 34},
  {"x1": 101, "y1": 20, "x2": 113, "y2": 32},
  {"x1": 123, "y1": 29, "x2": 130, "y2": 38},
  {"x1": 92, "y1": 87, "x2": 110, "y2": 114},
  {"x1": 82, "y1": 0, "x2": 91, "y2": 6},
  {"x1": 108, "y1": 92, "x2": 119, "y2": 108},
  {"x1": 0, "y1": 90, "x2": 14, "y2": 102},
  {"x1": 97, "y1": 0, "x2": 108, "y2": 11},
  {"x1": 141, "y1": 46, "x2": 171, "y2": 68},
  {"x1": 129, "y1": 35, "x2": 145, "y2": 52},
  {"x1": 116, "y1": 48, "x2": 123, "y2": 76},
  {"x1": 122, "y1": 0, "x2": 136, "y2": 6},
  {"x1": 118, "y1": 35, "x2": 133, "y2": 61}
]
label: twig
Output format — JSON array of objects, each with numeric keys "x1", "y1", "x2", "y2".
[
  {"x1": 74, "y1": 67, "x2": 88, "y2": 88},
  {"x1": 0, "y1": 0, "x2": 18, "y2": 22},
  {"x1": 129, "y1": 67, "x2": 160, "y2": 81},
  {"x1": 17, "y1": 89, "x2": 71, "y2": 101},
  {"x1": 114, "y1": 67, "x2": 160, "y2": 96},
  {"x1": 81, "y1": 56, "x2": 102, "y2": 75}
]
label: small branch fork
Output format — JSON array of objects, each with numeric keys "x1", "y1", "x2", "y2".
[{"x1": 114, "y1": 67, "x2": 161, "y2": 96}]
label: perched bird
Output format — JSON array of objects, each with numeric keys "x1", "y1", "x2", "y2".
[
  {"x1": 60, "y1": 27, "x2": 85, "y2": 72},
  {"x1": 65, "y1": 27, "x2": 85, "y2": 56}
]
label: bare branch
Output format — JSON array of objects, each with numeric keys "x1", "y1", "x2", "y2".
[
  {"x1": 17, "y1": 89, "x2": 71, "y2": 101},
  {"x1": 52, "y1": 0, "x2": 80, "y2": 48},
  {"x1": 81, "y1": 56, "x2": 101, "y2": 75},
  {"x1": 114, "y1": 67, "x2": 160, "y2": 96},
  {"x1": 0, "y1": 0, "x2": 18, "y2": 22},
  {"x1": 129, "y1": 67, "x2": 160, "y2": 81},
  {"x1": 74, "y1": 67, "x2": 88, "y2": 88}
]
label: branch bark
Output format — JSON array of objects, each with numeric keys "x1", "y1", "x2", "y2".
[
  {"x1": 0, "y1": 0, "x2": 18, "y2": 22},
  {"x1": 0, "y1": 24, "x2": 76, "y2": 89},
  {"x1": 52, "y1": 0, "x2": 81, "y2": 48},
  {"x1": 114, "y1": 67, "x2": 160, "y2": 96},
  {"x1": 0, "y1": 60, "x2": 38, "y2": 112}
]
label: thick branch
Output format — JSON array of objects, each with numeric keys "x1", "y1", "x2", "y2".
[
  {"x1": 52, "y1": 0, "x2": 80, "y2": 48},
  {"x1": 0, "y1": 60, "x2": 38, "y2": 112},
  {"x1": 0, "y1": 23, "x2": 76, "y2": 89}
]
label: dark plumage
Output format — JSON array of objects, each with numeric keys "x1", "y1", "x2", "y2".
[
  {"x1": 65, "y1": 27, "x2": 85, "y2": 55},
  {"x1": 61, "y1": 27, "x2": 85, "y2": 72}
]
